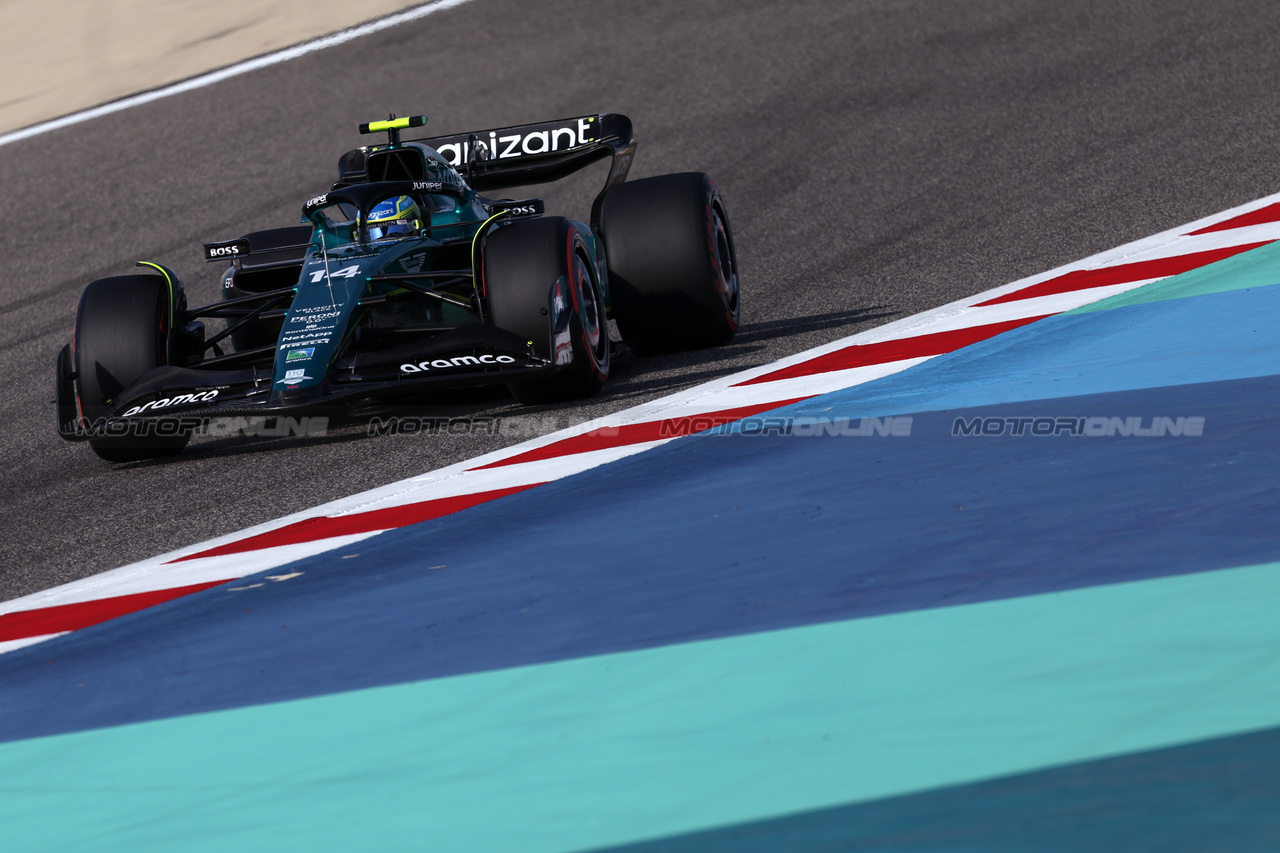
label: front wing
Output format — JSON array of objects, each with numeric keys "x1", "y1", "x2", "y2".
[{"x1": 57, "y1": 326, "x2": 556, "y2": 441}]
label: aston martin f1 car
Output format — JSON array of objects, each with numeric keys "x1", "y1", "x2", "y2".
[{"x1": 55, "y1": 113, "x2": 740, "y2": 461}]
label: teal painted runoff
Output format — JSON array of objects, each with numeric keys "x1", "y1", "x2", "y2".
[{"x1": 3, "y1": 561, "x2": 1280, "y2": 852}]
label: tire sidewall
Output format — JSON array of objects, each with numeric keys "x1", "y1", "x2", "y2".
[
  {"x1": 705, "y1": 185, "x2": 741, "y2": 332},
  {"x1": 566, "y1": 237, "x2": 609, "y2": 386},
  {"x1": 483, "y1": 217, "x2": 609, "y2": 402}
]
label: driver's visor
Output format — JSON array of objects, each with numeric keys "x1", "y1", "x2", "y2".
[{"x1": 368, "y1": 219, "x2": 419, "y2": 241}]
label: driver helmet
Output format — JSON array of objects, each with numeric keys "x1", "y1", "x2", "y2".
[{"x1": 367, "y1": 195, "x2": 422, "y2": 240}]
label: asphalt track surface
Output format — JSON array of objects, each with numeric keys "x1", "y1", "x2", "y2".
[{"x1": 3, "y1": 0, "x2": 1280, "y2": 597}]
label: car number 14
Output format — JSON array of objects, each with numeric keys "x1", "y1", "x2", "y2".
[{"x1": 309, "y1": 264, "x2": 362, "y2": 283}]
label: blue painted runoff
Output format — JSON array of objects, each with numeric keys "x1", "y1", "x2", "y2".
[
  {"x1": 1, "y1": 365, "x2": 1278, "y2": 742},
  {"x1": 749, "y1": 281, "x2": 1280, "y2": 422}
]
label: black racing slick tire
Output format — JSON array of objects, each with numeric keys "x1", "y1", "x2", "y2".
[
  {"x1": 599, "y1": 172, "x2": 740, "y2": 353},
  {"x1": 73, "y1": 275, "x2": 189, "y2": 462},
  {"x1": 484, "y1": 217, "x2": 610, "y2": 404}
]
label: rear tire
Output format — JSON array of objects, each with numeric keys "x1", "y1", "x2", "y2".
[
  {"x1": 599, "y1": 172, "x2": 740, "y2": 353},
  {"x1": 484, "y1": 217, "x2": 609, "y2": 404},
  {"x1": 73, "y1": 275, "x2": 189, "y2": 462}
]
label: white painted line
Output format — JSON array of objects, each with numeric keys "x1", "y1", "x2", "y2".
[
  {"x1": 1106, "y1": 222, "x2": 1280, "y2": 259},
  {"x1": 935, "y1": 201, "x2": 1280, "y2": 310},
  {"x1": 0, "y1": 0, "x2": 478, "y2": 149},
  {"x1": 666, "y1": 359, "x2": 933, "y2": 407},
  {"x1": 0, "y1": 534, "x2": 381, "y2": 615},
  {"x1": 0, "y1": 634, "x2": 68, "y2": 655}
]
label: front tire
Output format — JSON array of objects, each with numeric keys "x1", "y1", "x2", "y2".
[
  {"x1": 484, "y1": 217, "x2": 610, "y2": 404},
  {"x1": 599, "y1": 172, "x2": 740, "y2": 353},
  {"x1": 73, "y1": 275, "x2": 189, "y2": 461}
]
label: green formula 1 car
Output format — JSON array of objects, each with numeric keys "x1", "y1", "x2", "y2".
[{"x1": 55, "y1": 113, "x2": 740, "y2": 461}]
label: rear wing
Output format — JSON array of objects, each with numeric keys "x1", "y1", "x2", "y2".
[
  {"x1": 422, "y1": 113, "x2": 635, "y2": 189},
  {"x1": 339, "y1": 113, "x2": 637, "y2": 229}
]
